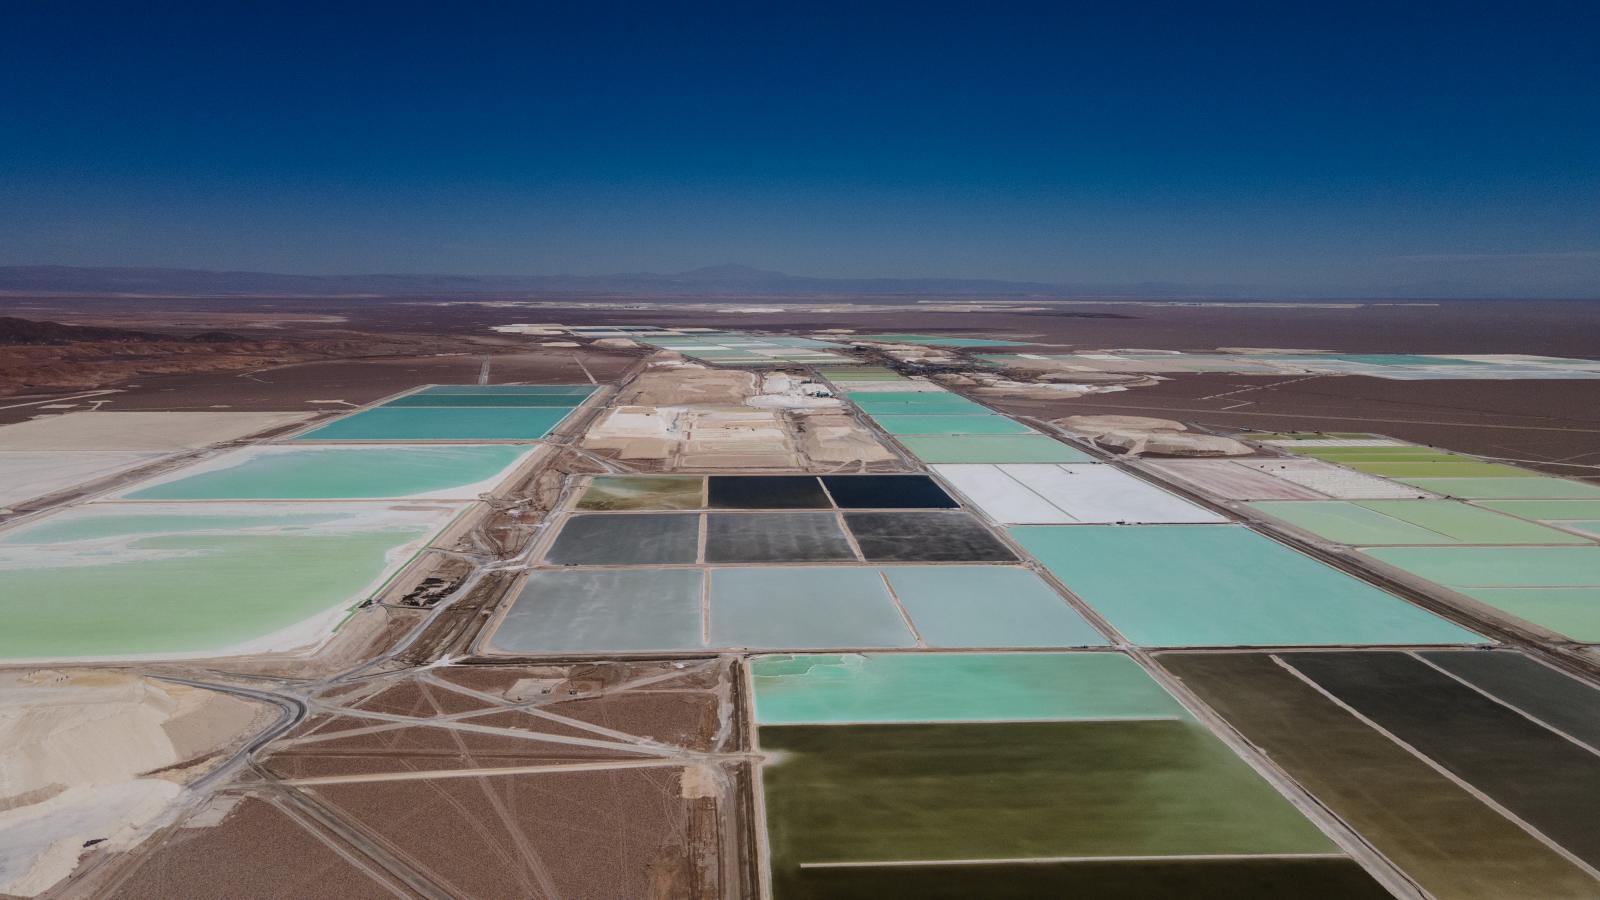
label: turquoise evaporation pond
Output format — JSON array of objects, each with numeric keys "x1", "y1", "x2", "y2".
[
  {"x1": 293, "y1": 406, "x2": 576, "y2": 441},
  {"x1": 124, "y1": 444, "x2": 531, "y2": 500},
  {"x1": 0, "y1": 503, "x2": 457, "y2": 659},
  {"x1": 871, "y1": 414, "x2": 1036, "y2": 436},
  {"x1": 883, "y1": 566, "x2": 1107, "y2": 647},
  {"x1": 751, "y1": 652, "x2": 1186, "y2": 725},
  {"x1": 850, "y1": 394, "x2": 992, "y2": 414},
  {"x1": 1010, "y1": 525, "x2": 1486, "y2": 647}
]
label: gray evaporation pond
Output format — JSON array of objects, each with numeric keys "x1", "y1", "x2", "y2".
[
  {"x1": 543, "y1": 513, "x2": 700, "y2": 565},
  {"x1": 490, "y1": 568, "x2": 704, "y2": 653},
  {"x1": 704, "y1": 512, "x2": 857, "y2": 563}
]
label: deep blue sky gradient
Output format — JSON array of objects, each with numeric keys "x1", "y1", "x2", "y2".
[{"x1": 3, "y1": 1, "x2": 1598, "y2": 295}]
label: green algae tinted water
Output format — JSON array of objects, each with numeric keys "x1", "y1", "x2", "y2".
[
  {"x1": 760, "y1": 720, "x2": 1338, "y2": 872},
  {"x1": 1249, "y1": 499, "x2": 1587, "y2": 545},
  {"x1": 1455, "y1": 587, "x2": 1600, "y2": 641},
  {"x1": 752, "y1": 652, "x2": 1177, "y2": 725},
  {"x1": 0, "y1": 504, "x2": 456, "y2": 659},
  {"x1": 1396, "y1": 476, "x2": 1600, "y2": 499},
  {"x1": 125, "y1": 445, "x2": 531, "y2": 500},
  {"x1": 576, "y1": 475, "x2": 704, "y2": 510},
  {"x1": 778, "y1": 858, "x2": 1392, "y2": 900}
]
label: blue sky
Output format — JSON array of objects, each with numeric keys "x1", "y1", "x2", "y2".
[{"x1": 3, "y1": 1, "x2": 1597, "y2": 295}]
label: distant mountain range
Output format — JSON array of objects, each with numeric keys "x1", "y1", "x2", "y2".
[
  {"x1": 0, "y1": 264, "x2": 1590, "y2": 300},
  {"x1": 0, "y1": 264, "x2": 1279, "y2": 299}
]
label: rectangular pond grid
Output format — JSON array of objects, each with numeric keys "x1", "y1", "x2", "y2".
[
  {"x1": 753, "y1": 651, "x2": 1388, "y2": 899},
  {"x1": 485, "y1": 566, "x2": 1103, "y2": 654},
  {"x1": 1161, "y1": 650, "x2": 1600, "y2": 899}
]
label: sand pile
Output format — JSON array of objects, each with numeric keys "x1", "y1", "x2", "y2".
[
  {"x1": 584, "y1": 405, "x2": 798, "y2": 468},
  {"x1": 0, "y1": 670, "x2": 272, "y2": 896},
  {"x1": 1058, "y1": 415, "x2": 1252, "y2": 458},
  {"x1": 618, "y1": 366, "x2": 757, "y2": 406},
  {"x1": 591, "y1": 337, "x2": 640, "y2": 349},
  {"x1": 790, "y1": 410, "x2": 898, "y2": 465}
]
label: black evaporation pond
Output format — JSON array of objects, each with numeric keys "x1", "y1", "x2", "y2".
[
  {"x1": 708, "y1": 475, "x2": 832, "y2": 509},
  {"x1": 821, "y1": 475, "x2": 958, "y2": 509},
  {"x1": 844, "y1": 511, "x2": 1018, "y2": 562}
]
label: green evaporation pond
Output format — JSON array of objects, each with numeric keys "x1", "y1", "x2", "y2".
[
  {"x1": 294, "y1": 406, "x2": 575, "y2": 441},
  {"x1": 1362, "y1": 545, "x2": 1600, "y2": 588},
  {"x1": 1249, "y1": 500, "x2": 1587, "y2": 546},
  {"x1": 1455, "y1": 588, "x2": 1600, "y2": 641},
  {"x1": 760, "y1": 720, "x2": 1340, "y2": 867},
  {"x1": 1401, "y1": 477, "x2": 1600, "y2": 500},
  {"x1": 0, "y1": 509, "x2": 444, "y2": 659},
  {"x1": 1349, "y1": 461, "x2": 1536, "y2": 478},
  {"x1": 752, "y1": 652, "x2": 1183, "y2": 725},
  {"x1": 1476, "y1": 500, "x2": 1600, "y2": 521},
  {"x1": 126, "y1": 445, "x2": 529, "y2": 500}
]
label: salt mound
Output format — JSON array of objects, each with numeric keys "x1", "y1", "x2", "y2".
[
  {"x1": 1060, "y1": 415, "x2": 1187, "y2": 437},
  {"x1": 1095, "y1": 429, "x2": 1252, "y2": 457}
]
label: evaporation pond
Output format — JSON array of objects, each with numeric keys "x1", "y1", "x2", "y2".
[
  {"x1": 760, "y1": 721, "x2": 1340, "y2": 871},
  {"x1": 293, "y1": 407, "x2": 576, "y2": 441},
  {"x1": 883, "y1": 566, "x2": 1106, "y2": 647},
  {"x1": 381, "y1": 393, "x2": 583, "y2": 407},
  {"x1": 488, "y1": 568, "x2": 704, "y2": 653},
  {"x1": 871, "y1": 414, "x2": 1035, "y2": 435},
  {"x1": 849, "y1": 393, "x2": 990, "y2": 414},
  {"x1": 0, "y1": 502, "x2": 462, "y2": 660},
  {"x1": 708, "y1": 568, "x2": 914, "y2": 649},
  {"x1": 576, "y1": 475, "x2": 705, "y2": 510},
  {"x1": 818, "y1": 475, "x2": 957, "y2": 509},
  {"x1": 543, "y1": 513, "x2": 700, "y2": 565},
  {"x1": 751, "y1": 651, "x2": 1171, "y2": 724},
  {"x1": 898, "y1": 434, "x2": 1094, "y2": 463},
  {"x1": 1011, "y1": 525, "x2": 1484, "y2": 647},
  {"x1": 123, "y1": 444, "x2": 534, "y2": 500}
]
